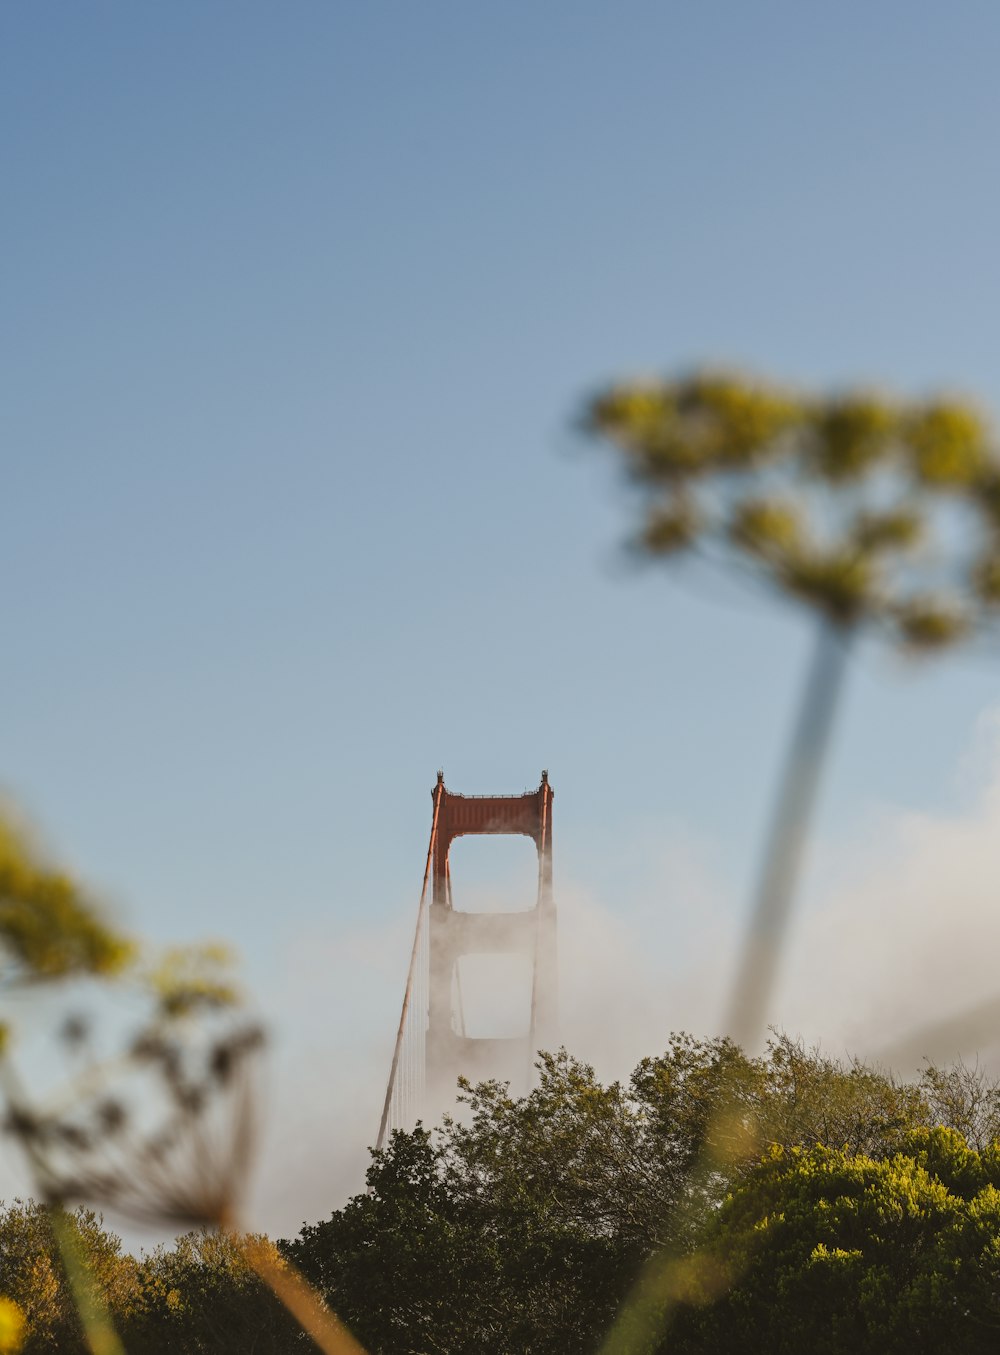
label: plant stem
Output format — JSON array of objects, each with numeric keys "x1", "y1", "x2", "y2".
[
  {"x1": 724, "y1": 619, "x2": 850, "y2": 1047},
  {"x1": 0, "y1": 1059, "x2": 126, "y2": 1355},
  {"x1": 47, "y1": 1210, "x2": 127, "y2": 1355},
  {"x1": 242, "y1": 1239, "x2": 368, "y2": 1355}
]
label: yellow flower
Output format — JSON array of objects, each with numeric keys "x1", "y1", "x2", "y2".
[{"x1": 0, "y1": 1298, "x2": 25, "y2": 1355}]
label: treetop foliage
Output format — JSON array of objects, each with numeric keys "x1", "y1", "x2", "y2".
[
  {"x1": 0, "y1": 1199, "x2": 297, "y2": 1355},
  {"x1": 672, "y1": 1129, "x2": 1000, "y2": 1355}
]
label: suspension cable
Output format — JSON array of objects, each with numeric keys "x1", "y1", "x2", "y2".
[{"x1": 375, "y1": 777, "x2": 444, "y2": 1152}]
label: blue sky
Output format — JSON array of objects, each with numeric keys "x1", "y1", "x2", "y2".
[{"x1": 5, "y1": 4, "x2": 1000, "y2": 1231}]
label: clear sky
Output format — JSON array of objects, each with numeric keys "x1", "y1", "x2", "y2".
[{"x1": 5, "y1": 3, "x2": 1000, "y2": 1236}]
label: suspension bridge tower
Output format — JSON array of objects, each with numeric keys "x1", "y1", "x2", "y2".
[{"x1": 377, "y1": 771, "x2": 556, "y2": 1149}]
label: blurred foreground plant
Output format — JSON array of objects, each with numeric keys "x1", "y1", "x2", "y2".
[
  {"x1": 0, "y1": 807, "x2": 366, "y2": 1355},
  {"x1": 0, "y1": 814, "x2": 133, "y2": 997},
  {"x1": 0, "y1": 811, "x2": 271, "y2": 1355},
  {"x1": 0, "y1": 810, "x2": 263, "y2": 1231},
  {"x1": 0, "y1": 1301, "x2": 24, "y2": 1355},
  {"x1": 584, "y1": 370, "x2": 1000, "y2": 1351},
  {"x1": 586, "y1": 370, "x2": 1000, "y2": 1044}
]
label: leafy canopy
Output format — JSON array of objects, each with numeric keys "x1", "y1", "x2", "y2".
[{"x1": 286, "y1": 1034, "x2": 960, "y2": 1355}]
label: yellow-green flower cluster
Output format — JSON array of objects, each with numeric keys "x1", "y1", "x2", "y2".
[
  {"x1": 0, "y1": 818, "x2": 133, "y2": 982},
  {"x1": 586, "y1": 370, "x2": 1000, "y2": 650}
]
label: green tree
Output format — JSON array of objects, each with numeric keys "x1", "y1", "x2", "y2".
[
  {"x1": 286, "y1": 1036, "x2": 933, "y2": 1355},
  {"x1": 289, "y1": 1127, "x2": 482, "y2": 1355},
  {"x1": 918, "y1": 1058, "x2": 1000, "y2": 1153},
  {"x1": 127, "y1": 1230, "x2": 300, "y2": 1355},
  {"x1": 758, "y1": 1031, "x2": 927, "y2": 1158},
  {"x1": 0, "y1": 1200, "x2": 139, "y2": 1355},
  {"x1": 669, "y1": 1129, "x2": 1000, "y2": 1354}
]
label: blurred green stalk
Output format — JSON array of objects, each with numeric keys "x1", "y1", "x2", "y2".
[{"x1": 725, "y1": 620, "x2": 849, "y2": 1047}]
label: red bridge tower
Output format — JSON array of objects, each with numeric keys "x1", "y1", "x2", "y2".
[{"x1": 377, "y1": 771, "x2": 556, "y2": 1148}]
